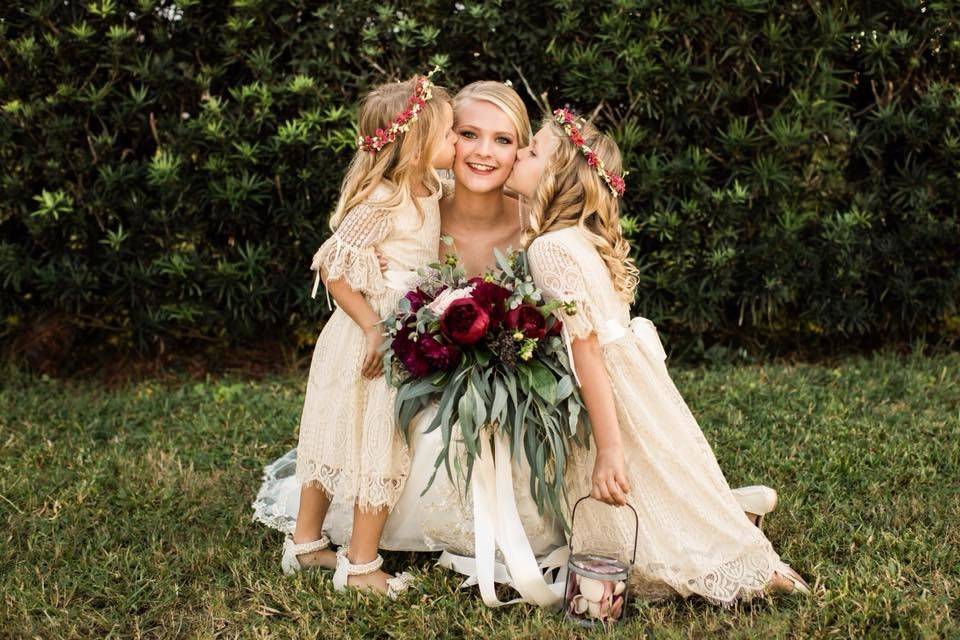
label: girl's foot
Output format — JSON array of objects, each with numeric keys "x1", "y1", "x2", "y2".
[
  {"x1": 348, "y1": 568, "x2": 394, "y2": 593},
  {"x1": 281, "y1": 534, "x2": 337, "y2": 574},
  {"x1": 766, "y1": 567, "x2": 811, "y2": 596},
  {"x1": 333, "y1": 547, "x2": 414, "y2": 599}
]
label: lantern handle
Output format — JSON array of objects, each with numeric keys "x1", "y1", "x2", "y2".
[{"x1": 568, "y1": 495, "x2": 639, "y2": 566}]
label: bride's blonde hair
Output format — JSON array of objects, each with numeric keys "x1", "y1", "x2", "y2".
[
  {"x1": 330, "y1": 74, "x2": 452, "y2": 229},
  {"x1": 453, "y1": 80, "x2": 532, "y2": 147},
  {"x1": 524, "y1": 114, "x2": 639, "y2": 302}
]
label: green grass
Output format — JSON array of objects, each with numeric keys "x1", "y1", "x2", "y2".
[{"x1": 2, "y1": 350, "x2": 958, "y2": 638}]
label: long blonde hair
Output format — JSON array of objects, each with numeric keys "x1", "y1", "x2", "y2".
[
  {"x1": 453, "y1": 80, "x2": 532, "y2": 148},
  {"x1": 330, "y1": 74, "x2": 452, "y2": 229},
  {"x1": 524, "y1": 113, "x2": 639, "y2": 302}
]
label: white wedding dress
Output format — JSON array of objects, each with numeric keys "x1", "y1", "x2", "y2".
[{"x1": 252, "y1": 400, "x2": 565, "y2": 557}]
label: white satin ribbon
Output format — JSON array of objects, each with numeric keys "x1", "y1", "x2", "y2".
[
  {"x1": 383, "y1": 268, "x2": 419, "y2": 292},
  {"x1": 436, "y1": 428, "x2": 568, "y2": 608},
  {"x1": 563, "y1": 315, "x2": 668, "y2": 386}
]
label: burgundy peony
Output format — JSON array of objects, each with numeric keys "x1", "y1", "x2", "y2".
[
  {"x1": 391, "y1": 326, "x2": 431, "y2": 378},
  {"x1": 504, "y1": 303, "x2": 547, "y2": 340},
  {"x1": 404, "y1": 288, "x2": 428, "y2": 312},
  {"x1": 419, "y1": 334, "x2": 461, "y2": 371},
  {"x1": 440, "y1": 298, "x2": 490, "y2": 345},
  {"x1": 467, "y1": 277, "x2": 511, "y2": 328}
]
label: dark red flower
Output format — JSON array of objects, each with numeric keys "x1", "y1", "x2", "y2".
[
  {"x1": 504, "y1": 303, "x2": 547, "y2": 340},
  {"x1": 440, "y1": 298, "x2": 490, "y2": 345},
  {"x1": 587, "y1": 153, "x2": 599, "y2": 167},
  {"x1": 570, "y1": 131, "x2": 585, "y2": 147},
  {"x1": 391, "y1": 327, "x2": 431, "y2": 378},
  {"x1": 419, "y1": 334, "x2": 461, "y2": 371},
  {"x1": 546, "y1": 316, "x2": 563, "y2": 337},
  {"x1": 404, "y1": 288, "x2": 428, "y2": 312},
  {"x1": 467, "y1": 277, "x2": 511, "y2": 327}
]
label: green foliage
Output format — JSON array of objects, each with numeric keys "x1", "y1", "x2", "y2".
[{"x1": 0, "y1": 1, "x2": 957, "y2": 361}]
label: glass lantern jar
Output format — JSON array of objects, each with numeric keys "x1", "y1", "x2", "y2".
[{"x1": 562, "y1": 496, "x2": 638, "y2": 628}]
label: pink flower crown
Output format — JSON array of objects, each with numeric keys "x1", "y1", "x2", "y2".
[
  {"x1": 358, "y1": 66, "x2": 441, "y2": 154},
  {"x1": 553, "y1": 107, "x2": 627, "y2": 198}
]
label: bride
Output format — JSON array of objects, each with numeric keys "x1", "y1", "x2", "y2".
[{"x1": 252, "y1": 80, "x2": 778, "y2": 599}]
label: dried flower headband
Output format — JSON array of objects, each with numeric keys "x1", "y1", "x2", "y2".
[
  {"x1": 553, "y1": 107, "x2": 627, "y2": 198},
  {"x1": 357, "y1": 66, "x2": 442, "y2": 154}
]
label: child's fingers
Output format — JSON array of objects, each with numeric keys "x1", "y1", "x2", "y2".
[
  {"x1": 596, "y1": 479, "x2": 613, "y2": 504},
  {"x1": 607, "y1": 478, "x2": 626, "y2": 506},
  {"x1": 362, "y1": 353, "x2": 379, "y2": 378},
  {"x1": 616, "y1": 472, "x2": 631, "y2": 494},
  {"x1": 590, "y1": 485, "x2": 603, "y2": 502}
]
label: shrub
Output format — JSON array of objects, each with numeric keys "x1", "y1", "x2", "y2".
[{"x1": 1, "y1": 1, "x2": 957, "y2": 370}]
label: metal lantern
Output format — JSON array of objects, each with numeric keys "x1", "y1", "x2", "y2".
[{"x1": 563, "y1": 496, "x2": 639, "y2": 628}]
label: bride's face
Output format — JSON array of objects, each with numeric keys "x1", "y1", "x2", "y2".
[
  {"x1": 505, "y1": 125, "x2": 560, "y2": 199},
  {"x1": 452, "y1": 99, "x2": 519, "y2": 194}
]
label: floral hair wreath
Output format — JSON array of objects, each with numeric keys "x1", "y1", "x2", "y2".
[
  {"x1": 553, "y1": 107, "x2": 627, "y2": 198},
  {"x1": 358, "y1": 65, "x2": 442, "y2": 154}
]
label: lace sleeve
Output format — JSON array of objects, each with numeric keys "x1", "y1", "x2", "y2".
[
  {"x1": 527, "y1": 237, "x2": 598, "y2": 341},
  {"x1": 310, "y1": 202, "x2": 390, "y2": 301}
]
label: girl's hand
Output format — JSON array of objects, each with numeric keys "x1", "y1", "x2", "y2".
[
  {"x1": 591, "y1": 447, "x2": 630, "y2": 506},
  {"x1": 361, "y1": 326, "x2": 386, "y2": 379}
]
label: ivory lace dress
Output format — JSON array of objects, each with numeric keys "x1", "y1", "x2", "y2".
[
  {"x1": 294, "y1": 182, "x2": 444, "y2": 512},
  {"x1": 527, "y1": 225, "x2": 798, "y2": 606}
]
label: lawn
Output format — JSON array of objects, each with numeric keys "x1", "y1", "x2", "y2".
[{"x1": 2, "y1": 350, "x2": 958, "y2": 638}]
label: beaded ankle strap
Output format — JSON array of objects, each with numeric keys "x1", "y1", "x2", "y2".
[
  {"x1": 285, "y1": 534, "x2": 330, "y2": 554},
  {"x1": 336, "y1": 546, "x2": 384, "y2": 576}
]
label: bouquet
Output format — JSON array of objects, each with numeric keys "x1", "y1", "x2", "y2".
[{"x1": 382, "y1": 246, "x2": 591, "y2": 528}]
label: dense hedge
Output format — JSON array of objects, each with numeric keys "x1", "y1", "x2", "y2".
[{"x1": 1, "y1": 1, "x2": 958, "y2": 370}]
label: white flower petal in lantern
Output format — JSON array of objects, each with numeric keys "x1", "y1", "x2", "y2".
[
  {"x1": 572, "y1": 595, "x2": 588, "y2": 615},
  {"x1": 586, "y1": 599, "x2": 602, "y2": 619},
  {"x1": 579, "y1": 576, "x2": 605, "y2": 602},
  {"x1": 613, "y1": 580, "x2": 626, "y2": 596},
  {"x1": 610, "y1": 595, "x2": 624, "y2": 619}
]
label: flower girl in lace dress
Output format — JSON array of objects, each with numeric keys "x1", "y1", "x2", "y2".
[
  {"x1": 507, "y1": 108, "x2": 811, "y2": 605},
  {"x1": 282, "y1": 70, "x2": 457, "y2": 597}
]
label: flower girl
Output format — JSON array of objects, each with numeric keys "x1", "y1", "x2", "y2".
[
  {"x1": 283, "y1": 69, "x2": 457, "y2": 597},
  {"x1": 507, "y1": 108, "x2": 811, "y2": 605}
]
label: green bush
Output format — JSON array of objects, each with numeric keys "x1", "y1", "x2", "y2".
[{"x1": 1, "y1": 1, "x2": 958, "y2": 369}]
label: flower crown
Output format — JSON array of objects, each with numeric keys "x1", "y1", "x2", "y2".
[
  {"x1": 358, "y1": 66, "x2": 441, "y2": 154},
  {"x1": 553, "y1": 107, "x2": 627, "y2": 198}
]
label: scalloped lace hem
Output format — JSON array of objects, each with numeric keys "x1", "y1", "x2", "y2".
[
  {"x1": 296, "y1": 460, "x2": 407, "y2": 513},
  {"x1": 632, "y1": 540, "x2": 790, "y2": 607}
]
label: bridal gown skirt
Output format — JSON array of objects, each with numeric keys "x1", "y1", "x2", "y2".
[{"x1": 253, "y1": 401, "x2": 565, "y2": 556}]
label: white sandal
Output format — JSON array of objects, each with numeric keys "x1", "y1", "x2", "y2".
[
  {"x1": 732, "y1": 485, "x2": 778, "y2": 528},
  {"x1": 281, "y1": 533, "x2": 332, "y2": 575},
  {"x1": 332, "y1": 546, "x2": 414, "y2": 599},
  {"x1": 775, "y1": 565, "x2": 812, "y2": 596}
]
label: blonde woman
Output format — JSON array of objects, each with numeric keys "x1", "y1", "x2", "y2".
[{"x1": 508, "y1": 108, "x2": 811, "y2": 605}]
